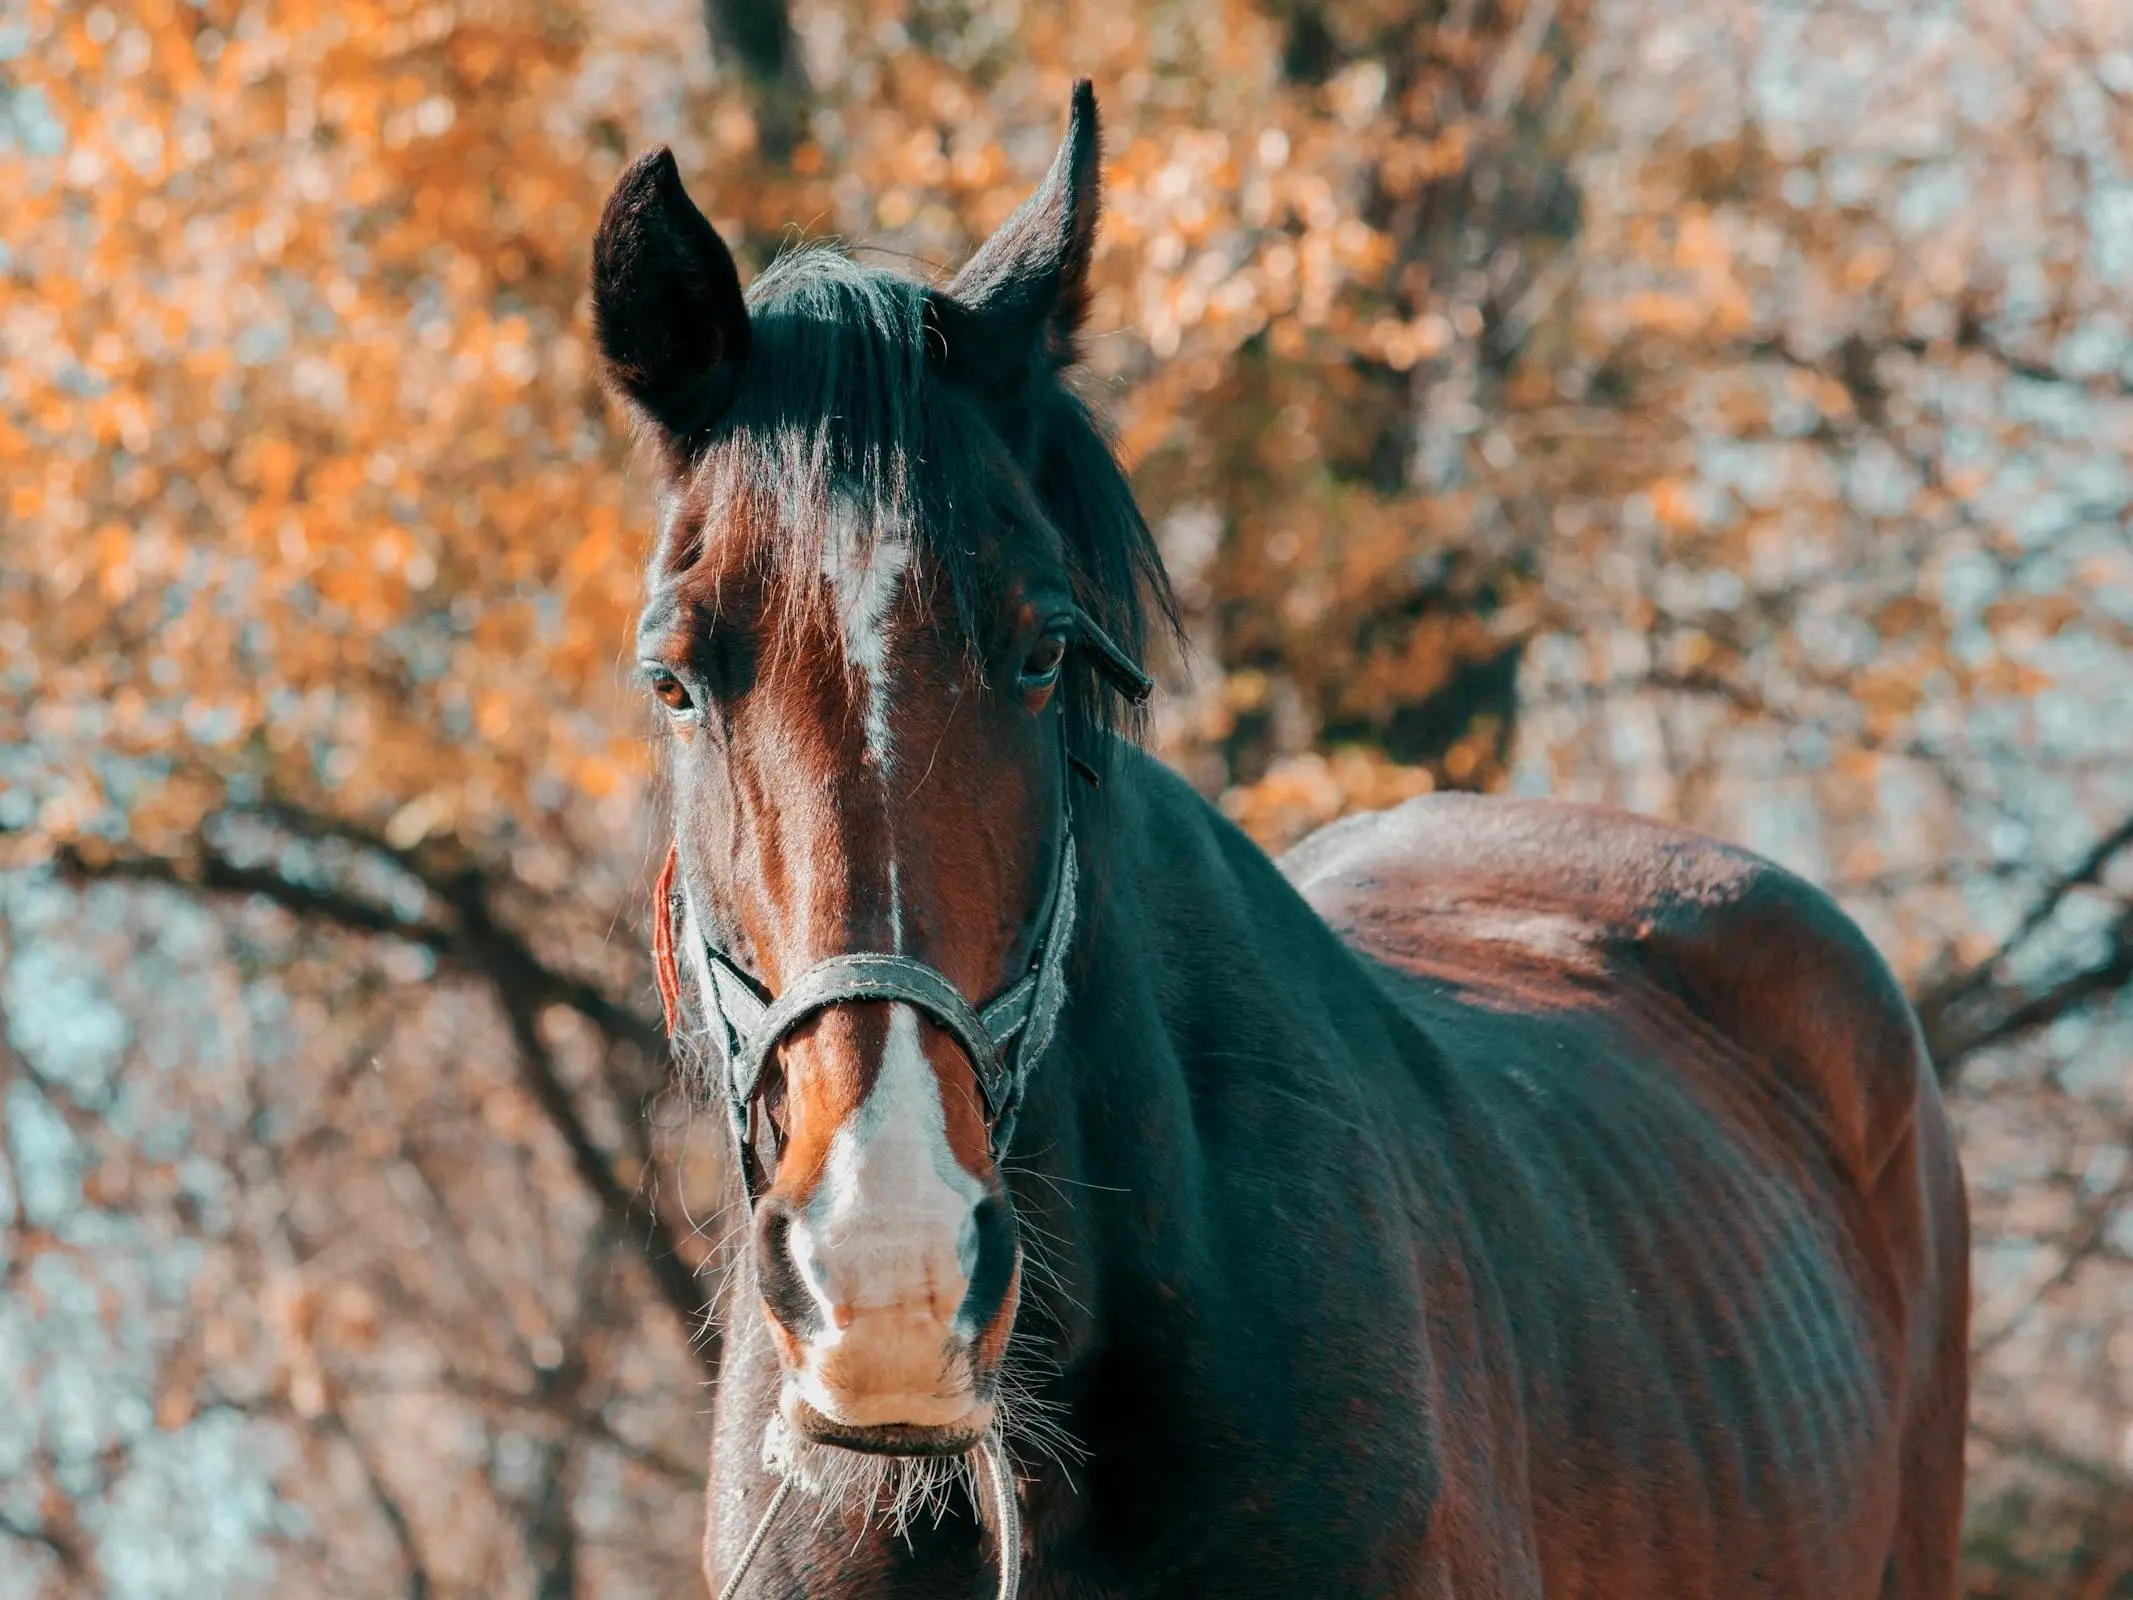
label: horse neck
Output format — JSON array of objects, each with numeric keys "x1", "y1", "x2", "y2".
[
  {"x1": 700, "y1": 740, "x2": 1411, "y2": 1573},
  {"x1": 1001, "y1": 739, "x2": 1389, "y2": 1380}
]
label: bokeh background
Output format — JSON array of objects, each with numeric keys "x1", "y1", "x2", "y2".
[{"x1": 4, "y1": 0, "x2": 2133, "y2": 1592}]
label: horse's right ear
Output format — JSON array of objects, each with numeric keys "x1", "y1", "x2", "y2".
[
  {"x1": 929, "y1": 81, "x2": 1102, "y2": 382},
  {"x1": 591, "y1": 148, "x2": 750, "y2": 442}
]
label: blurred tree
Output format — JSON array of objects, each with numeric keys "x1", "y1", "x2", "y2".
[
  {"x1": 3, "y1": 0, "x2": 2132, "y2": 1591},
  {"x1": 704, "y1": 0, "x2": 805, "y2": 158}
]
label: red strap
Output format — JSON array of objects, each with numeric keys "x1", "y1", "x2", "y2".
[{"x1": 651, "y1": 845, "x2": 682, "y2": 1037}]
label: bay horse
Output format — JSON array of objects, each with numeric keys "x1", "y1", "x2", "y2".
[{"x1": 594, "y1": 83, "x2": 1969, "y2": 1599}]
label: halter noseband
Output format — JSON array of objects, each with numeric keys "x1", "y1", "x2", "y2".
[{"x1": 673, "y1": 805, "x2": 1078, "y2": 1201}]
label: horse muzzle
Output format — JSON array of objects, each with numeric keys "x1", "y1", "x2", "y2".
[{"x1": 754, "y1": 1179, "x2": 1021, "y2": 1449}]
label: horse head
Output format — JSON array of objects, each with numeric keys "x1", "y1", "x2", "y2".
[{"x1": 593, "y1": 83, "x2": 1166, "y2": 1460}]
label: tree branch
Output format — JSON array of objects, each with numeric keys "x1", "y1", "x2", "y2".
[
  {"x1": 425, "y1": 1374, "x2": 706, "y2": 1487},
  {"x1": 446, "y1": 876, "x2": 718, "y2": 1372},
  {"x1": 57, "y1": 817, "x2": 663, "y2": 1058},
  {"x1": 0, "y1": 1456, "x2": 98, "y2": 1583},
  {"x1": 1971, "y1": 1159, "x2": 2133, "y2": 1360},
  {"x1": 1924, "y1": 922, "x2": 2133, "y2": 1077},
  {"x1": 704, "y1": 0, "x2": 806, "y2": 160},
  {"x1": 1970, "y1": 1419, "x2": 2133, "y2": 1498},
  {"x1": 0, "y1": 1511, "x2": 89, "y2": 1581},
  {"x1": 56, "y1": 842, "x2": 452, "y2": 950},
  {"x1": 1919, "y1": 813, "x2": 2133, "y2": 1020},
  {"x1": 523, "y1": 1436, "x2": 579, "y2": 1600},
  {"x1": 313, "y1": 1406, "x2": 432, "y2": 1600},
  {"x1": 54, "y1": 830, "x2": 719, "y2": 1375},
  {"x1": 203, "y1": 806, "x2": 670, "y2": 1058},
  {"x1": 1916, "y1": 812, "x2": 2133, "y2": 1082}
]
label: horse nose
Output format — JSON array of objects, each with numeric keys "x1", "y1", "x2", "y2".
[
  {"x1": 754, "y1": 1188, "x2": 1018, "y2": 1333},
  {"x1": 751, "y1": 1194, "x2": 829, "y2": 1343},
  {"x1": 752, "y1": 1186, "x2": 1018, "y2": 1432},
  {"x1": 749, "y1": 1162, "x2": 981, "y2": 1342},
  {"x1": 956, "y1": 1193, "x2": 1019, "y2": 1338}
]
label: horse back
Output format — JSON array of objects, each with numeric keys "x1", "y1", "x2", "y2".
[
  {"x1": 1283, "y1": 794, "x2": 1937, "y2": 1179},
  {"x1": 1279, "y1": 793, "x2": 1968, "y2": 1596}
]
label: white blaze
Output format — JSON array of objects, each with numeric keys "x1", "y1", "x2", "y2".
[
  {"x1": 765, "y1": 504, "x2": 980, "y2": 1426},
  {"x1": 787, "y1": 1003, "x2": 987, "y2": 1422},
  {"x1": 821, "y1": 500, "x2": 912, "y2": 948}
]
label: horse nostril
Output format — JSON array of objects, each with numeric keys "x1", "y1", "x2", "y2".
[
  {"x1": 751, "y1": 1195, "x2": 823, "y2": 1342},
  {"x1": 956, "y1": 1193, "x2": 1019, "y2": 1337}
]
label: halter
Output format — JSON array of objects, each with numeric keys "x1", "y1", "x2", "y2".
[
  {"x1": 676, "y1": 779, "x2": 1078, "y2": 1205},
  {"x1": 654, "y1": 609, "x2": 1146, "y2": 1198},
  {"x1": 651, "y1": 615, "x2": 1151, "y2": 1600}
]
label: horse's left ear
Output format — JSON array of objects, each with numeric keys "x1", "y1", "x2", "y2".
[{"x1": 932, "y1": 80, "x2": 1102, "y2": 374}]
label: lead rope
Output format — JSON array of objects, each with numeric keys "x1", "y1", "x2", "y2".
[
  {"x1": 713, "y1": 1476, "x2": 796, "y2": 1600},
  {"x1": 979, "y1": 1428, "x2": 1023, "y2": 1600},
  {"x1": 714, "y1": 1430, "x2": 1021, "y2": 1600}
]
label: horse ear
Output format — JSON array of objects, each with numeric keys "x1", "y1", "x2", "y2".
[
  {"x1": 934, "y1": 80, "x2": 1102, "y2": 375},
  {"x1": 592, "y1": 148, "x2": 750, "y2": 440}
]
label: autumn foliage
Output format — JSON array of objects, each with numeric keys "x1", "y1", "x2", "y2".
[{"x1": 4, "y1": 0, "x2": 2133, "y2": 1592}]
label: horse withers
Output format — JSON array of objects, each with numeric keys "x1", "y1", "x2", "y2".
[{"x1": 593, "y1": 82, "x2": 1968, "y2": 1600}]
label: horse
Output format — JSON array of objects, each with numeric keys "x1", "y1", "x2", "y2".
[{"x1": 593, "y1": 82, "x2": 1969, "y2": 1600}]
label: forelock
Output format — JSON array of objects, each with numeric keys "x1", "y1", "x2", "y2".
[{"x1": 653, "y1": 244, "x2": 1176, "y2": 750}]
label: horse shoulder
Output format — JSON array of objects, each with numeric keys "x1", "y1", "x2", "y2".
[{"x1": 1282, "y1": 792, "x2": 1970, "y2": 1580}]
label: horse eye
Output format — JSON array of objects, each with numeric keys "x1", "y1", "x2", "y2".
[
  {"x1": 1018, "y1": 633, "x2": 1067, "y2": 690},
  {"x1": 644, "y1": 665, "x2": 696, "y2": 716}
]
